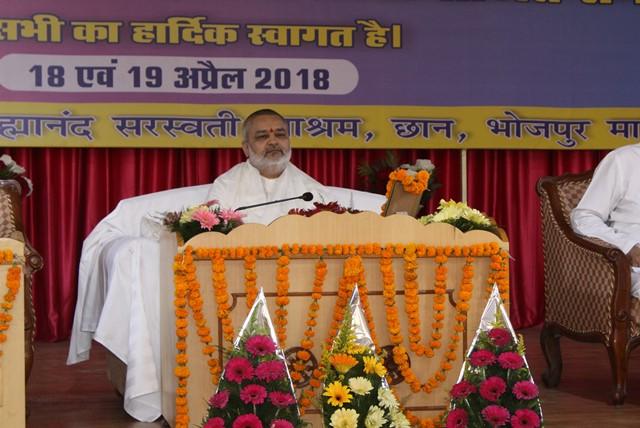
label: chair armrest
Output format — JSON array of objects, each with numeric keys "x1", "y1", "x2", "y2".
[{"x1": 537, "y1": 174, "x2": 633, "y2": 339}]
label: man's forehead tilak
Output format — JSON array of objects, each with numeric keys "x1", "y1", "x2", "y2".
[{"x1": 254, "y1": 126, "x2": 287, "y2": 134}]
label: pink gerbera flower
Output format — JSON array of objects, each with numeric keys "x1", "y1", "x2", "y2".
[
  {"x1": 220, "y1": 208, "x2": 246, "y2": 222},
  {"x1": 481, "y1": 405, "x2": 510, "y2": 428},
  {"x1": 469, "y1": 349, "x2": 496, "y2": 367},
  {"x1": 204, "y1": 417, "x2": 225, "y2": 428},
  {"x1": 445, "y1": 408, "x2": 468, "y2": 428},
  {"x1": 497, "y1": 351, "x2": 524, "y2": 370},
  {"x1": 255, "y1": 360, "x2": 286, "y2": 382},
  {"x1": 269, "y1": 391, "x2": 296, "y2": 408},
  {"x1": 245, "y1": 335, "x2": 276, "y2": 356},
  {"x1": 240, "y1": 384, "x2": 267, "y2": 405},
  {"x1": 233, "y1": 414, "x2": 263, "y2": 428},
  {"x1": 488, "y1": 328, "x2": 512, "y2": 347},
  {"x1": 225, "y1": 357, "x2": 254, "y2": 383},
  {"x1": 511, "y1": 409, "x2": 541, "y2": 428},
  {"x1": 450, "y1": 380, "x2": 477, "y2": 399},
  {"x1": 192, "y1": 208, "x2": 220, "y2": 230},
  {"x1": 271, "y1": 420, "x2": 293, "y2": 428},
  {"x1": 512, "y1": 380, "x2": 539, "y2": 400},
  {"x1": 208, "y1": 390, "x2": 230, "y2": 408},
  {"x1": 479, "y1": 376, "x2": 506, "y2": 402}
]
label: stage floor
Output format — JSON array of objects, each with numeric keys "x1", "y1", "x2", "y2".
[{"x1": 26, "y1": 326, "x2": 640, "y2": 428}]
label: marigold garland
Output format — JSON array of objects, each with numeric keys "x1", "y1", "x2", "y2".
[
  {"x1": 487, "y1": 248, "x2": 510, "y2": 303},
  {"x1": 243, "y1": 254, "x2": 258, "y2": 309},
  {"x1": 172, "y1": 250, "x2": 191, "y2": 428},
  {"x1": 173, "y1": 241, "x2": 507, "y2": 427},
  {"x1": 0, "y1": 249, "x2": 14, "y2": 265},
  {"x1": 386, "y1": 168, "x2": 430, "y2": 196},
  {"x1": 0, "y1": 261, "x2": 21, "y2": 358},
  {"x1": 379, "y1": 244, "x2": 494, "y2": 427},
  {"x1": 274, "y1": 255, "x2": 291, "y2": 346},
  {"x1": 326, "y1": 255, "x2": 362, "y2": 346},
  {"x1": 355, "y1": 256, "x2": 379, "y2": 350},
  {"x1": 381, "y1": 168, "x2": 430, "y2": 212},
  {"x1": 291, "y1": 259, "x2": 328, "y2": 414},
  {"x1": 173, "y1": 248, "x2": 222, "y2": 428},
  {"x1": 211, "y1": 255, "x2": 234, "y2": 342}
]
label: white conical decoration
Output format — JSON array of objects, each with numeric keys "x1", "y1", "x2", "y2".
[
  {"x1": 445, "y1": 283, "x2": 544, "y2": 428},
  {"x1": 201, "y1": 288, "x2": 302, "y2": 428}
]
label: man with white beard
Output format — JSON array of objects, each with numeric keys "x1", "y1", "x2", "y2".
[{"x1": 206, "y1": 108, "x2": 329, "y2": 224}]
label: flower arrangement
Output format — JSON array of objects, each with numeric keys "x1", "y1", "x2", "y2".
[
  {"x1": 0, "y1": 154, "x2": 33, "y2": 196},
  {"x1": 163, "y1": 200, "x2": 245, "y2": 243},
  {"x1": 419, "y1": 199, "x2": 500, "y2": 236},
  {"x1": 202, "y1": 290, "x2": 302, "y2": 428},
  {"x1": 321, "y1": 287, "x2": 410, "y2": 428},
  {"x1": 386, "y1": 163, "x2": 431, "y2": 197},
  {"x1": 381, "y1": 159, "x2": 435, "y2": 217},
  {"x1": 288, "y1": 201, "x2": 362, "y2": 217},
  {"x1": 445, "y1": 299, "x2": 543, "y2": 428},
  {"x1": 358, "y1": 152, "x2": 440, "y2": 202}
]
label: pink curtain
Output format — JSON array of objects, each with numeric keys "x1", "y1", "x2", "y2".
[{"x1": 3, "y1": 147, "x2": 606, "y2": 340}]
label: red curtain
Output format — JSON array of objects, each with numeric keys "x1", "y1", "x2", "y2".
[{"x1": 3, "y1": 147, "x2": 606, "y2": 340}]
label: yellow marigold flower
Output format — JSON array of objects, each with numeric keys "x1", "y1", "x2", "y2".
[
  {"x1": 362, "y1": 356, "x2": 387, "y2": 377},
  {"x1": 323, "y1": 381, "x2": 352, "y2": 407},
  {"x1": 330, "y1": 353, "x2": 358, "y2": 373}
]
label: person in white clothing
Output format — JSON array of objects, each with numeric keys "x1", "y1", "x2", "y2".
[
  {"x1": 206, "y1": 108, "x2": 329, "y2": 224},
  {"x1": 67, "y1": 109, "x2": 336, "y2": 422},
  {"x1": 570, "y1": 143, "x2": 640, "y2": 297}
]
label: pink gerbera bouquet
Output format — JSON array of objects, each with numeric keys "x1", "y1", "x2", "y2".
[
  {"x1": 202, "y1": 290, "x2": 302, "y2": 428},
  {"x1": 163, "y1": 200, "x2": 245, "y2": 243},
  {"x1": 445, "y1": 291, "x2": 543, "y2": 428}
]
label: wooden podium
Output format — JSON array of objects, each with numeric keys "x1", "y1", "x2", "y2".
[
  {"x1": 159, "y1": 212, "x2": 509, "y2": 427},
  {"x1": 0, "y1": 238, "x2": 25, "y2": 428}
]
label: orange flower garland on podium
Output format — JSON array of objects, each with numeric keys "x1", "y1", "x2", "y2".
[
  {"x1": 0, "y1": 238, "x2": 25, "y2": 428},
  {"x1": 382, "y1": 162, "x2": 431, "y2": 217},
  {"x1": 161, "y1": 211, "x2": 510, "y2": 428}
]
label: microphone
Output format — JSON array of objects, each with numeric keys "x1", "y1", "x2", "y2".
[{"x1": 236, "y1": 192, "x2": 314, "y2": 211}]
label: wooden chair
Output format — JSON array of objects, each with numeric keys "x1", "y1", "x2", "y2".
[
  {"x1": 0, "y1": 179, "x2": 43, "y2": 383},
  {"x1": 536, "y1": 170, "x2": 640, "y2": 404}
]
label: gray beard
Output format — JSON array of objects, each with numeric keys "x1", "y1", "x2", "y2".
[{"x1": 247, "y1": 146, "x2": 292, "y2": 177}]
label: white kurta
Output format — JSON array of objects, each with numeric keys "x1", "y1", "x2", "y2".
[
  {"x1": 570, "y1": 143, "x2": 640, "y2": 296},
  {"x1": 67, "y1": 184, "x2": 210, "y2": 422},
  {"x1": 66, "y1": 159, "x2": 383, "y2": 422},
  {"x1": 67, "y1": 162, "x2": 332, "y2": 422},
  {"x1": 206, "y1": 161, "x2": 330, "y2": 224}
]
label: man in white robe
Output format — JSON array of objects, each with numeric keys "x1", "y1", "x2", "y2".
[
  {"x1": 206, "y1": 108, "x2": 329, "y2": 224},
  {"x1": 67, "y1": 109, "x2": 333, "y2": 422},
  {"x1": 570, "y1": 143, "x2": 640, "y2": 297}
]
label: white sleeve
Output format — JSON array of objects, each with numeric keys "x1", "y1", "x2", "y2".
[{"x1": 570, "y1": 153, "x2": 639, "y2": 254}]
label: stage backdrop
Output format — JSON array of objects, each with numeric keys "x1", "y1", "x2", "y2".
[{"x1": 0, "y1": 0, "x2": 636, "y2": 340}]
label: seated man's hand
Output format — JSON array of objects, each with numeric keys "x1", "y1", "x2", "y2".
[{"x1": 629, "y1": 245, "x2": 640, "y2": 267}]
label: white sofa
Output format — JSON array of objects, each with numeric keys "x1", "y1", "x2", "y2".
[{"x1": 67, "y1": 183, "x2": 385, "y2": 422}]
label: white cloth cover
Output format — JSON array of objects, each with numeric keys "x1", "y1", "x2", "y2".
[
  {"x1": 67, "y1": 184, "x2": 210, "y2": 421},
  {"x1": 570, "y1": 143, "x2": 640, "y2": 297},
  {"x1": 68, "y1": 166, "x2": 385, "y2": 422}
]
